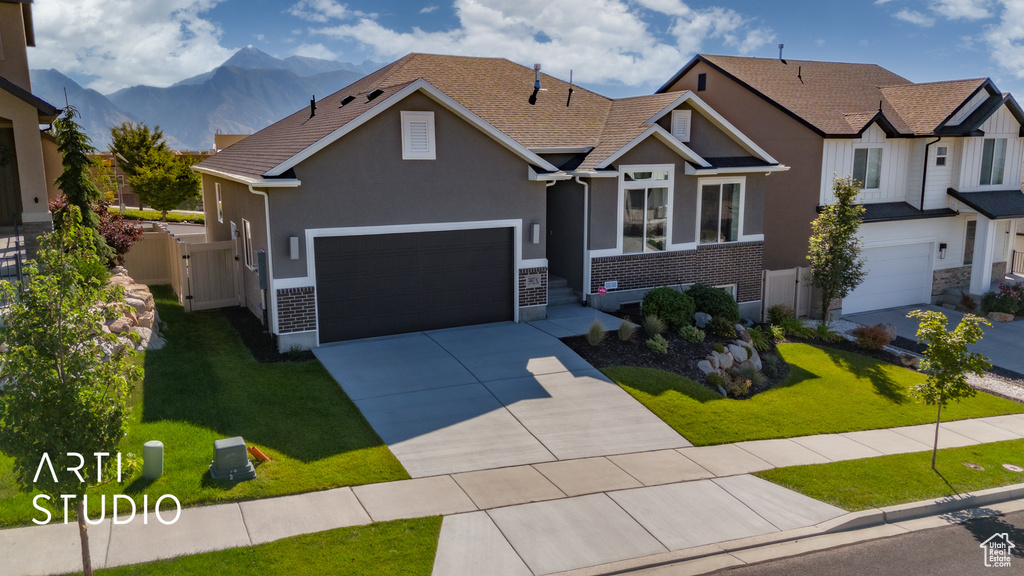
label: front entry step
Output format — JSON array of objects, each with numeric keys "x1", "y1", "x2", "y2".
[{"x1": 547, "y1": 275, "x2": 578, "y2": 306}]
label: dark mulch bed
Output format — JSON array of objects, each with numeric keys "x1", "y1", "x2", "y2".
[
  {"x1": 221, "y1": 306, "x2": 316, "y2": 363},
  {"x1": 562, "y1": 328, "x2": 790, "y2": 396}
]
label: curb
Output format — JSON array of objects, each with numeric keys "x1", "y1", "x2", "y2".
[{"x1": 548, "y1": 483, "x2": 1024, "y2": 576}]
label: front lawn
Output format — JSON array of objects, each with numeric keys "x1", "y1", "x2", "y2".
[
  {"x1": 757, "y1": 439, "x2": 1024, "y2": 511},
  {"x1": 93, "y1": 517, "x2": 441, "y2": 576},
  {"x1": 0, "y1": 286, "x2": 408, "y2": 527},
  {"x1": 604, "y1": 343, "x2": 1024, "y2": 446}
]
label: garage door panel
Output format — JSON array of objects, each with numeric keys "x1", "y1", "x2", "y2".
[
  {"x1": 315, "y1": 228, "x2": 514, "y2": 342},
  {"x1": 843, "y1": 243, "x2": 932, "y2": 314}
]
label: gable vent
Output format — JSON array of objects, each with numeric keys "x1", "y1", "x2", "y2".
[
  {"x1": 340, "y1": 95, "x2": 355, "y2": 107},
  {"x1": 671, "y1": 110, "x2": 692, "y2": 143},
  {"x1": 407, "y1": 120, "x2": 430, "y2": 154},
  {"x1": 367, "y1": 89, "x2": 384, "y2": 102}
]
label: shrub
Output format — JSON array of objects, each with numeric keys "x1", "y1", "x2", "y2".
[
  {"x1": 747, "y1": 326, "x2": 772, "y2": 352},
  {"x1": 706, "y1": 317, "x2": 737, "y2": 339},
  {"x1": 851, "y1": 324, "x2": 894, "y2": 351},
  {"x1": 762, "y1": 354, "x2": 780, "y2": 379},
  {"x1": 678, "y1": 325, "x2": 705, "y2": 342},
  {"x1": 734, "y1": 363, "x2": 767, "y2": 388},
  {"x1": 959, "y1": 289, "x2": 977, "y2": 312},
  {"x1": 618, "y1": 317, "x2": 636, "y2": 342},
  {"x1": 722, "y1": 373, "x2": 750, "y2": 397},
  {"x1": 685, "y1": 283, "x2": 740, "y2": 323},
  {"x1": 586, "y1": 320, "x2": 606, "y2": 346},
  {"x1": 770, "y1": 324, "x2": 786, "y2": 341},
  {"x1": 646, "y1": 334, "x2": 669, "y2": 354},
  {"x1": 814, "y1": 322, "x2": 843, "y2": 343},
  {"x1": 982, "y1": 283, "x2": 1024, "y2": 316},
  {"x1": 778, "y1": 316, "x2": 814, "y2": 339},
  {"x1": 712, "y1": 342, "x2": 726, "y2": 354},
  {"x1": 641, "y1": 287, "x2": 696, "y2": 329},
  {"x1": 766, "y1": 304, "x2": 796, "y2": 325},
  {"x1": 706, "y1": 372, "x2": 726, "y2": 389},
  {"x1": 51, "y1": 196, "x2": 144, "y2": 265},
  {"x1": 642, "y1": 314, "x2": 666, "y2": 337}
]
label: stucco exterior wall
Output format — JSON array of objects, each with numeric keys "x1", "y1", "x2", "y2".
[
  {"x1": 0, "y1": 91, "x2": 50, "y2": 228},
  {"x1": 655, "y1": 103, "x2": 749, "y2": 158},
  {"x1": 664, "y1": 61, "x2": 825, "y2": 270},
  {"x1": 0, "y1": 3, "x2": 31, "y2": 91}
]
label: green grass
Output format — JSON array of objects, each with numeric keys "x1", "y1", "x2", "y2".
[
  {"x1": 0, "y1": 286, "x2": 407, "y2": 527},
  {"x1": 109, "y1": 207, "x2": 205, "y2": 224},
  {"x1": 93, "y1": 517, "x2": 441, "y2": 575},
  {"x1": 604, "y1": 343, "x2": 1024, "y2": 446},
  {"x1": 757, "y1": 439, "x2": 1024, "y2": 511}
]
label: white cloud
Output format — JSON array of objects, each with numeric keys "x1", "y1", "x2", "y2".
[
  {"x1": 874, "y1": 0, "x2": 893, "y2": 4},
  {"x1": 420, "y1": 5, "x2": 439, "y2": 13},
  {"x1": 985, "y1": 0, "x2": 1024, "y2": 77},
  {"x1": 303, "y1": 0, "x2": 773, "y2": 87},
  {"x1": 931, "y1": 0, "x2": 993, "y2": 19},
  {"x1": 814, "y1": 38, "x2": 826, "y2": 47},
  {"x1": 894, "y1": 9, "x2": 937, "y2": 26},
  {"x1": 292, "y1": 43, "x2": 339, "y2": 60},
  {"x1": 28, "y1": 0, "x2": 234, "y2": 93},
  {"x1": 289, "y1": 0, "x2": 354, "y2": 23}
]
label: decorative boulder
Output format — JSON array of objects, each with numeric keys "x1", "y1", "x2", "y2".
[
  {"x1": 880, "y1": 323, "x2": 898, "y2": 341},
  {"x1": 749, "y1": 349, "x2": 763, "y2": 371},
  {"x1": 106, "y1": 317, "x2": 133, "y2": 334},
  {"x1": 988, "y1": 311, "x2": 1015, "y2": 323},
  {"x1": 715, "y1": 351, "x2": 734, "y2": 371},
  {"x1": 694, "y1": 312, "x2": 712, "y2": 328},
  {"x1": 715, "y1": 385, "x2": 728, "y2": 397},
  {"x1": 727, "y1": 344, "x2": 749, "y2": 363},
  {"x1": 697, "y1": 360, "x2": 715, "y2": 375},
  {"x1": 899, "y1": 353, "x2": 920, "y2": 369}
]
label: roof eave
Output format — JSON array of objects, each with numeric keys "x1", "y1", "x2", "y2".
[
  {"x1": 594, "y1": 125, "x2": 710, "y2": 170},
  {"x1": 193, "y1": 165, "x2": 302, "y2": 188}
]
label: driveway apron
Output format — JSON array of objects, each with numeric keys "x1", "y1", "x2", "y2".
[{"x1": 314, "y1": 322, "x2": 689, "y2": 477}]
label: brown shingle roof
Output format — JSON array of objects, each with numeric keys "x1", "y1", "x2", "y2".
[
  {"x1": 199, "y1": 54, "x2": 615, "y2": 180},
  {"x1": 878, "y1": 79, "x2": 988, "y2": 134},
  {"x1": 577, "y1": 93, "x2": 684, "y2": 171}
]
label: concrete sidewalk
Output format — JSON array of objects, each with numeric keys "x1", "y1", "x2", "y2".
[{"x1": 6, "y1": 413, "x2": 1024, "y2": 576}]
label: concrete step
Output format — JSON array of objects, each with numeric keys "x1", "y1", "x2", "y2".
[
  {"x1": 548, "y1": 294, "x2": 580, "y2": 306},
  {"x1": 548, "y1": 275, "x2": 568, "y2": 289}
]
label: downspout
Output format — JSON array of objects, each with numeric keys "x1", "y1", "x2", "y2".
[
  {"x1": 575, "y1": 176, "x2": 590, "y2": 304},
  {"x1": 921, "y1": 137, "x2": 941, "y2": 211},
  {"x1": 248, "y1": 185, "x2": 276, "y2": 335}
]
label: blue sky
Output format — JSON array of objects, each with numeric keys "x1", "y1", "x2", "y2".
[{"x1": 26, "y1": 0, "x2": 1024, "y2": 99}]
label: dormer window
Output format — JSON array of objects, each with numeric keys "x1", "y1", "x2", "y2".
[
  {"x1": 671, "y1": 110, "x2": 691, "y2": 143},
  {"x1": 853, "y1": 147, "x2": 882, "y2": 189},
  {"x1": 401, "y1": 111, "x2": 436, "y2": 160},
  {"x1": 980, "y1": 138, "x2": 1006, "y2": 186}
]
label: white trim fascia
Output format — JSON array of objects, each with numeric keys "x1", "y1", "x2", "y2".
[
  {"x1": 265, "y1": 79, "x2": 558, "y2": 177},
  {"x1": 306, "y1": 219, "x2": 524, "y2": 347},
  {"x1": 193, "y1": 165, "x2": 302, "y2": 188},
  {"x1": 530, "y1": 147, "x2": 594, "y2": 154},
  {"x1": 645, "y1": 91, "x2": 780, "y2": 165},
  {"x1": 739, "y1": 233, "x2": 765, "y2": 243},
  {"x1": 274, "y1": 277, "x2": 315, "y2": 289},
  {"x1": 528, "y1": 167, "x2": 572, "y2": 181},
  {"x1": 597, "y1": 125, "x2": 709, "y2": 170},
  {"x1": 568, "y1": 170, "x2": 619, "y2": 178},
  {"x1": 685, "y1": 164, "x2": 791, "y2": 176},
  {"x1": 520, "y1": 258, "x2": 548, "y2": 269},
  {"x1": 589, "y1": 248, "x2": 621, "y2": 258}
]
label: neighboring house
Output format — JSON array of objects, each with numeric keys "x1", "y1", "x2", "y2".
[
  {"x1": 0, "y1": 0, "x2": 59, "y2": 255},
  {"x1": 195, "y1": 54, "x2": 785, "y2": 350},
  {"x1": 660, "y1": 55, "x2": 1024, "y2": 315}
]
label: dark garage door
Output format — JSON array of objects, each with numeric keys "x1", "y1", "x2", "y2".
[{"x1": 315, "y1": 227, "x2": 514, "y2": 342}]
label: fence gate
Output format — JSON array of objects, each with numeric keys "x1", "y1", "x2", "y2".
[
  {"x1": 180, "y1": 240, "x2": 243, "y2": 312},
  {"x1": 762, "y1": 266, "x2": 812, "y2": 321}
]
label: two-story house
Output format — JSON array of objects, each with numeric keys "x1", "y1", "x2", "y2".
[
  {"x1": 660, "y1": 55, "x2": 1024, "y2": 316},
  {"x1": 0, "y1": 0, "x2": 59, "y2": 255}
]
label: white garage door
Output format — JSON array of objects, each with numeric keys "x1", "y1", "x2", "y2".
[{"x1": 842, "y1": 243, "x2": 932, "y2": 315}]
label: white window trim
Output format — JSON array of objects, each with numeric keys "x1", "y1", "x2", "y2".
[
  {"x1": 935, "y1": 146, "x2": 948, "y2": 167},
  {"x1": 979, "y1": 137, "x2": 1008, "y2": 187},
  {"x1": 401, "y1": 110, "x2": 436, "y2": 160},
  {"x1": 607, "y1": 164, "x2": 676, "y2": 256},
  {"x1": 852, "y1": 145, "x2": 883, "y2": 190},
  {"x1": 242, "y1": 218, "x2": 255, "y2": 270},
  {"x1": 714, "y1": 284, "x2": 738, "y2": 299},
  {"x1": 696, "y1": 176, "x2": 752, "y2": 245},
  {"x1": 671, "y1": 109, "x2": 692, "y2": 143},
  {"x1": 215, "y1": 183, "x2": 223, "y2": 224}
]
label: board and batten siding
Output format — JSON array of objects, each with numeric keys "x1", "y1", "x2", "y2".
[
  {"x1": 946, "y1": 90, "x2": 991, "y2": 126},
  {"x1": 956, "y1": 105, "x2": 1024, "y2": 192},
  {"x1": 820, "y1": 124, "x2": 912, "y2": 205},
  {"x1": 921, "y1": 137, "x2": 959, "y2": 210}
]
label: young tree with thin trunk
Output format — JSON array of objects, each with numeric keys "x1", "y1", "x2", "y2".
[
  {"x1": 53, "y1": 106, "x2": 113, "y2": 263},
  {"x1": 808, "y1": 176, "x2": 866, "y2": 322},
  {"x1": 0, "y1": 207, "x2": 140, "y2": 576},
  {"x1": 908, "y1": 309, "x2": 991, "y2": 470}
]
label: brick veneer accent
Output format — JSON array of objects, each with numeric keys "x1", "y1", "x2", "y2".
[
  {"x1": 993, "y1": 261, "x2": 1007, "y2": 282},
  {"x1": 932, "y1": 266, "x2": 971, "y2": 296},
  {"x1": 591, "y1": 242, "x2": 763, "y2": 302},
  {"x1": 518, "y1": 267, "x2": 547, "y2": 307},
  {"x1": 277, "y1": 287, "x2": 316, "y2": 333}
]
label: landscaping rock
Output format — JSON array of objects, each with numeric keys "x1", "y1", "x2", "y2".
[
  {"x1": 137, "y1": 310, "x2": 155, "y2": 329},
  {"x1": 697, "y1": 360, "x2": 715, "y2": 375},
  {"x1": 899, "y1": 353, "x2": 920, "y2": 369},
  {"x1": 728, "y1": 344, "x2": 748, "y2": 363},
  {"x1": 879, "y1": 323, "x2": 898, "y2": 341},
  {"x1": 738, "y1": 329, "x2": 752, "y2": 344},
  {"x1": 108, "y1": 275, "x2": 134, "y2": 286},
  {"x1": 749, "y1": 349, "x2": 762, "y2": 371},
  {"x1": 715, "y1": 385, "x2": 728, "y2": 397},
  {"x1": 106, "y1": 317, "x2": 133, "y2": 334},
  {"x1": 694, "y1": 312, "x2": 712, "y2": 328},
  {"x1": 988, "y1": 311, "x2": 1015, "y2": 323},
  {"x1": 111, "y1": 266, "x2": 129, "y2": 276},
  {"x1": 707, "y1": 354, "x2": 720, "y2": 370},
  {"x1": 715, "y1": 351, "x2": 734, "y2": 371},
  {"x1": 125, "y1": 297, "x2": 147, "y2": 314}
]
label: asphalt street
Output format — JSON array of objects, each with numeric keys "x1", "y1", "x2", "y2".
[{"x1": 707, "y1": 509, "x2": 1024, "y2": 576}]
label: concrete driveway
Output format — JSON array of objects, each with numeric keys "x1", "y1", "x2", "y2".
[
  {"x1": 844, "y1": 304, "x2": 1024, "y2": 374},
  {"x1": 314, "y1": 320, "x2": 689, "y2": 477}
]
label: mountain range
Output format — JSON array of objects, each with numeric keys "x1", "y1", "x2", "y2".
[{"x1": 29, "y1": 47, "x2": 379, "y2": 150}]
